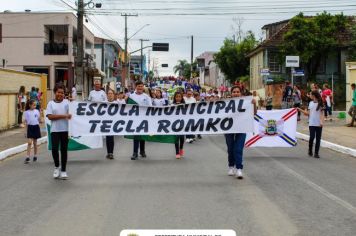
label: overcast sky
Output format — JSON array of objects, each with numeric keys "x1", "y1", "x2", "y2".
[{"x1": 1, "y1": 0, "x2": 355, "y2": 76}]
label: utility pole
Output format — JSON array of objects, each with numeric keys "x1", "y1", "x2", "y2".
[
  {"x1": 190, "y1": 35, "x2": 194, "y2": 80},
  {"x1": 140, "y1": 39, "x2": 149, "y2": 81},
  {"x1": 76, "y1": 0, "x2": 84, "y2": 97},
  {"x1": 122, "y1": 13, "x2": 138, "y2": 88}
]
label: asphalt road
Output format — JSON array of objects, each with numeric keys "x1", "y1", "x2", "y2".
[{"x1": 0, "y1": 135, "x2": 355, "y2": 236}]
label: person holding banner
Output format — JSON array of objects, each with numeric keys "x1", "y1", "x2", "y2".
[
  {"x1": 298, "y1": 91, "x2": 324, "y2": 158},
  {"x1": 105, "y1": 89, "x2": 117, "y2": 160},
  {"x1": 46, "y1": 84, "x2": 71, "y2": 179},
  {"x1": 184, "y1": 89, "x2": 197, "y2": 143},
  {"x1": 129, "y1": 81, "x2": 153, "y2": 160},
  {"x1": 153, "y1": 89, "x2": 168, "y2": 106},
  {"x1": 172, "y1": 91, "x2": 186, "y2": 159},
  {"x1": 225, "y1": 86, "x2": 257, "y2": 179}
]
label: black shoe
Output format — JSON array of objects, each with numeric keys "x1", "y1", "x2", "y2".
[
  {"x1": 33, "y1": 156, "x2": 37, "y2": 162},
  {"x1": 314, "y1": 154, "x2": 320, "y2": 158},
  {"x1": 131, "y1": 153, "x2": 138, "y2": 160},
  {"x1": 106, "y1": 154, "x2": 114, "y2": 160},
  {"x1": 140, "y1": 152, "x2": 147, "y2": 158},
  {"x1": 197, "y1": 135, "x2": 202, "y2": 139},
  {"x1": 308, "y1": 150, "x2": 313, "y2": 157},
  {"x1": 24, "y1": 157, "x2": 30, "y2": 164}
]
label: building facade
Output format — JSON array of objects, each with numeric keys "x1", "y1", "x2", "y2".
[{"x1": 0, "y1": 12, "x2": 95, "y2": 99}]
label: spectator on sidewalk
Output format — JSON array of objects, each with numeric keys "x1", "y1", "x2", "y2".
[
  {"x1": 282, "y1": 81, "x2": 293, "y2": 108},
  {"x1": 17, "y1": 86, "x2": 27, "y2": 128},
  {"x1": 265, "y1": 92, "x2": 273, "y2": 110},
  {"x1": 252, "y1": 91, "x2": 261, "y2": 110},
  {"x1": 23, "y1": 99, "x2": 41, "y2": 164},
  {"x1": 298, "y1": 90, "x2": 324, "y2": 158},
  {"x1": 293, "y1": 85, "x2": 302, "y2": 121},
  {"x1": 322, "y1": 83, "x2": 333, "y2": 121},
  {"x1": 347, "y1": 83, "x2": 356, "y2": 127}
]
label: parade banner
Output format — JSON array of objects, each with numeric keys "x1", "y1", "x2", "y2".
[
  {"x1": 45, "y1": 111, "x2": 103, "y2": 151},
  {"x1": 245, "y1": 108, "x2": 298, "y2": 148},
  {"x1": 69, "y1": 97, "x2": 254, "y2": 137}
]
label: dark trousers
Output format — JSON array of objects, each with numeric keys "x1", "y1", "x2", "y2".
[
  {"x1": 17, "y1": 110, "x2": 23, "y2": 124},
  {"x1": 294, "y1": 103, "x2": 301, "y2": 119},
  {"x1": 324, "y1": 105, "x2": 332, "y2": 117},
  {"x1": 309, "y1": 126, "x2": 322, "y2": 155},
  {"x1": 266, "y1": 105, "x2": 273, "y2": 110},
  {"x1": 186, "y1": 135, "x2": 195, "y2": 139},
  {"x1": 224, "y1": 133, "x2": 247, "y2": 169},
  {"x1": 106, "y1": 136, "x2": 114, "y2": 154},
  {"x1": 349, "y1": 105, "x2": 356, "y2": 125},
  {"x1": 175, "y1": 135, "x2": 185, "y2": 154},
  {"x1": 51, "y1": 132, "x2": 69, "y2": 171},
  {"x1": 133, "y1": 139, "x2": 145, "y2": 154}
]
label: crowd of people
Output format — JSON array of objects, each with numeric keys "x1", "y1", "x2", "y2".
[{"x1": 17, "y1": 78, "x2": 356, "y2": 181}]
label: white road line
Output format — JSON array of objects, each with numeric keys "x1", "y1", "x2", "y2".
[{"x1": 253, "y1": 148, "x2": 356, "y2": 215}]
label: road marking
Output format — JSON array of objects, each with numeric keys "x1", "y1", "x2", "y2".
[{"x1": 254, "y1": 149, "x2": 356, "y2": 215}]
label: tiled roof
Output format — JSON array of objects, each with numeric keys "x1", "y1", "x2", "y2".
[{"x1": 248, "y1": 16, "x2": 355, "y2": 58}]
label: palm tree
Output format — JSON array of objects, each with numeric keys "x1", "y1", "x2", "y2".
[{"x1": 174, "y1": 59, "x2": 189, "y2": 77}]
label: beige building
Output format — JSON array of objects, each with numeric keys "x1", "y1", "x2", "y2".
[
  {"x1": 0, "y1": 12, "x2": 95, "y2": 99},
  {"x1": 346, "y1": 62, "x2": 356, "y2": 121},
  {"x1": 0, "y1": 68, "x2": 46, "y2": 130}
]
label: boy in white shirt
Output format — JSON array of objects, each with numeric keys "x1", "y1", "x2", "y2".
[{"x1": 129, "y1": 81, "x2": 152, "y2": 160}]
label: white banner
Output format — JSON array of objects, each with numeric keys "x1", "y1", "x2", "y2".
[
  {"x1": 245, "y1": 108, "x2": 298, "y2": 147},
  {"x1": 69, "y1": 97, "x2": 254, "y2": 136}
]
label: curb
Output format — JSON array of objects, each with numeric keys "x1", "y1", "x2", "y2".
[
  {"x1": 297, "y1": 132, "x2": 356, "y2": 157},
  {"x1": 0, "y1": 136, "x2": 47, "y2": 161}
]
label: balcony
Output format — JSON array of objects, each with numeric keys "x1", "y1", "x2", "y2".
[{"x1": 44, "y1": 43, "x2": 68, "y2": 55}]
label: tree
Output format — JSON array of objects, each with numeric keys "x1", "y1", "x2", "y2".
[
  {"x1": 173, "y1": 59, "x2": 199, "y2": 79},
  {"x1": 348, "y1": 24, "x2": 356, "y2": 61},
  {"x1": 280, "y1": 12, "x2": 348, "y2": 81},
  {"x1": 214, "y1": 31, "x2": 258, "y2": 83}
]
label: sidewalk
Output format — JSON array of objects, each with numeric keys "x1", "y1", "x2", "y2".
[
  {"x1": 297, "y1": 113, "x2": 356, "y2": 150},
  {"x1": 0, "y1": 124, "x2": 47, "y2": 152}
]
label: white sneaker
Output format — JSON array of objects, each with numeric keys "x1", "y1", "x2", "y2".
[
  {"x1": 60, "y1": 171, "x2": 68, "y2": 180},
  {"x1": 236, "y1": 169, "x2": 243, "y2": 179},
  {"x1": 186, "y1": 138, "x2": 191, "y2": 143},
  {"x1": 53, "y1": 168, "x2": 60, "y2": 179},
  {"x1": 228, "y1": 167, "x2": 235, "y2": 176}
]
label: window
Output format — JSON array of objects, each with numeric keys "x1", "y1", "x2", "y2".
[
  {"x1": 316, "y1": 58, "x2": 326, "y2": 74},
  {"x1": 268, "y1": 52, "x2": 281, "y2": 73}
]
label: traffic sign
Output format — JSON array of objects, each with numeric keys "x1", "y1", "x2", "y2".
[
  {"x1": 260, "y1": 68, "x2": 270, "y2": 76},
  {"x1": 152, "y1": 43, "x2": 169, "y2": 51},
  {"x1": 293, "y1": 69, "x2": 305, "y2": 76},
  {"x1": 286, "y1": 56, "x2": 299, "y2": 67}
]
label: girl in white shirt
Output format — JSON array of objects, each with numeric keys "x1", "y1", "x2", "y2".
[
  {"x1": 46, "y1": 84, "x2": 71, "y2": 179},
  {"x1": 298, "y1": 90, "x2": 324, "y2": 158},
  {"x1": 117, "y1": 92, "x2": 127, "y2": 104},
  {"x1": 153, "y1": 89, "x2": 168, "y2": 106},
  {"x1": 24, "y1": 100, "x2": 41, "y2": 164}
]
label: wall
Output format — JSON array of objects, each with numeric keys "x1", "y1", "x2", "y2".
[
  {"x1": 249, "y1": 50, "x2": 264, "y2": 90},
  {"x1": 346, "y1": 62, "x2": 356, "y2": 122},
  {"x1": 0, "y1": 68, "x2": 46, "y2": 130}
]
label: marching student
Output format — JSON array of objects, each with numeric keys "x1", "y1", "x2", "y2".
[
  {"x1": 225, "y1": 86, "x2": 257, "y2": 179},
  {"x1": 88, "y1": 79, "x2": 107, "y2": 102},
  {"x1": 172, "y1": 91, "x2": 186, "y2": 159},
  {"x1": 184, "y1": 89, "x2": 196, "y2": 143},
  {"x1": 23, "y1": 99, "x2": 41, "y2": 164},
  {"x1": 129, "y1": 81, "x2": 153, "y2": 160},
  {"x1": 298, "y1": 90, "x2": 324, "y2": 158},
  {"x1": 153, "y1": 89, "x2": 168, "y2": 106},
  {"x1": 46, "y1": 84, "x2": 71, "y2": 179},
  {"x1": 105, "y1": 89, "x2": 117, "y2": 160},
  {"x1": 117, "y1": 91, "x2": 126, "y2": 104}
]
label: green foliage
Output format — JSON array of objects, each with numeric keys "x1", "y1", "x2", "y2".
[
  {"x1": 173, "y1": 59, "x2": 199, "y2": 79},
  {"x1": 280, "y1": 12, "x2": 348, "y2": 81},
  {"x1": 348, "y1": 24, "x2": 356, "y2": 61},
  {"x1": 214, "y1": 31, "x2": 258, "y2": 83}
]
